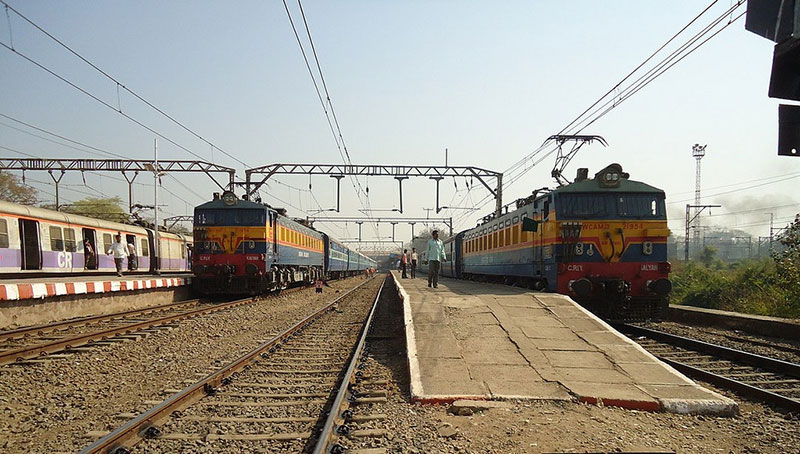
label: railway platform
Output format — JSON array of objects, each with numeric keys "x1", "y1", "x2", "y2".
[
  {"x1": 0, "y1": 273, "x2": 192, "y2": 329},
  {"x1": 391, "y1": 271, "x2": 738, "y2": 415}
]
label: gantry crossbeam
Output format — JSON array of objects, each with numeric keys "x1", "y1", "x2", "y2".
[
  {"x1": 241, "y1": 163, "x2": 503, "y2": 216},
  {"x1": 0, "y1": 158, "x2": 236, "y2": 211}
]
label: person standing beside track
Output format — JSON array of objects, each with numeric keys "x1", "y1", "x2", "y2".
[
  {"x1": 425, "y1": 229, "x2": 446, "y2": 288},
  {"x1": 410, "y1": 247, "x2": 418, "y2": 278},
  {"x1": 401, "y1": 249, "x2": 409, "y2": 278},
  {"x1": 107, "y1": 233, "x2": 127, "y2": 277}
]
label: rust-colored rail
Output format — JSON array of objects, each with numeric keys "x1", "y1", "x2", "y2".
[
  {"x1": 620, "y1": 323, "x2": 800, "y2": 413},
  {"x1": 0, "y1": 299, "x2": 202, "y2": 342},
  {"x1": 312, "y1": 276, "x2": 386, "y2": 453},
  {"x1": 79, "y1": 277, "x2": 376, "y2": 454},
  {"x1": 0, "y1": 298, "x2": 255, "y2": 366}
]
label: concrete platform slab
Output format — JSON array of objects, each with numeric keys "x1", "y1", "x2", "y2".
[
  {"x1": 555, "y1": 367, "x2": 633, "y2": 384},
  {"x1": 529, "y1": 336, "x2": 596, "y2": 351},
  {"x1": 544, "y1": 350, "x2": 615, "y2": 369},
  {"x1": 566, "y1": 381, "x2": 661, "y2": 411},
  {"x1": 392, "y1": 272, "x2": 738, "y2": 415}
]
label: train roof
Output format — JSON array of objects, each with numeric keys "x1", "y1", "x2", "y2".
[
  {"x1": 554, "y1": 178, "x2": 663, "y2": 194},
  {"x1": 554, "y1": 163, "x2": 664, "y2": 194},
  {"x1": 0, "y1": 200, "x2": 185, "y2": 239},
  {"x1": 195, "y1": 198, "x2": 267, "y2": 210}
]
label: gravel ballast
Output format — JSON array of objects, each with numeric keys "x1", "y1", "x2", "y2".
[
  {"x1": 642, "y1": 321, "x2": 800, "y2": 364},
  {"x1": 4, "y1": 277, "x2": 799, "y2": 454},
  {"x1": 0, "y1": 277, "x2": 366, "y2": 454},
  {"x1": 345, "y1": 280, "x2": 800, "y2": 454}
]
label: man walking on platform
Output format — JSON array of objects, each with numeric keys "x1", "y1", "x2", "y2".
[
  {"x1": 425, "y1": 230, "x2": 446, "y2": 288},
  {"x1": 107, "y1": 233, "x2": 127, "y2": 277},
  {"x1": 400, "y1": 249, "x2": 409, "y2": 278},
  {"x1": 410, "y1": 247, "x2": 418, "y2": 278}
]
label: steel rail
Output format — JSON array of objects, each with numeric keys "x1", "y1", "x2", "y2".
[
  {"x1": 618, "y1": 324, "x2": 800, "y2": 378},
  {"x1": 0, "y1": 297, "x2": 258, "y2": 366},
  {"x1": 619, "y1": 323, "x2": 800, "y2": 413},
  {"x1": 312, "y1": 276, "x2": 386, "y2": 454},
  {"x1": 79, "y1": 277, "x2": 376, "y2": 454},
  {"x1": 658, "y1": 357, "x2": 800, "y2": 413},
  {"x1": 0, "y1": 299, "x2": 202, "y2": 342}
]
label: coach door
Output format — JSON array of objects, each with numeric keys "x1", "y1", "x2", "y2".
[
  {"x1": 82, "y1": 228, "x2": 98, "y2": 270},
  {"x1": 147, "y1": 230, "x2": 159, "y2": 273},
  {"x1": 19, "y1": 219, "x2": 41, "y2": 270}
]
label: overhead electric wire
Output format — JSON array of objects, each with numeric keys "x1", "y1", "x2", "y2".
[
  {"x1": 452, "y1": 0, "x2": 746, "y2": 228},
  {"x1": 1, "y1": 3, "x2": 325, "y2": 218},
  {"x1": 281, "y1": 0, "x2": 376, "y2": 236},
  {"x1": 1, "y1": 2, "x2": 374, "y2": 225},
  {"x1": 296, "y1": 0, "x2": 352, "y2": 166},
  {"x1": 0, "y1": 41, "x2": 219, "y2": 163},
  {"x1": 0, "y1": 0, "x2": 246, "y2": 168},
  {"x1": 667, "y1": 202, "x2": 800, "y2": 222},
  {"x1": 669, "y1": 170, "x2": 800, "y2": 196},
  {"x1": 0, "y1": 113, "x2": 130, "y2": 159},
  {"x1": 669, "y1": 173, "x2": 800, "y2": 204}
]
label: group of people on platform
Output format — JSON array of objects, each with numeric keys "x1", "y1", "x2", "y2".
[
  {"x1": 82, "y1": 232, "x2": 138, "y2": 277},
  {"x1": 400, "y1": 229, "x2": 446, "y2": 289}
]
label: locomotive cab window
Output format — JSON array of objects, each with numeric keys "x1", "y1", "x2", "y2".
[
  {"x1": 616, "y1": 193, "x2": 666, "y2": 219},
  {"x1": 0, "y1": 219, "x2": 8, "y2": 248},
  {"x1": 557, "y1": 194, "x2": 607, "y2": 219}
]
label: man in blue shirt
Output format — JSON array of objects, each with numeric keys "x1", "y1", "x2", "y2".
[{"x1": 425, "y1": 230, "x2": 446, "y2": 288}]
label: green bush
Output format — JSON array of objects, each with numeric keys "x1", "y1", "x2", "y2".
[{"x1": 671, "y1": 258, "x2": 799, "y2": 319}]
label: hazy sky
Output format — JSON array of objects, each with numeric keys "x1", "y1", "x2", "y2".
[{"x1": 1, "y1": 1, "x2": 798, "y2": 245}]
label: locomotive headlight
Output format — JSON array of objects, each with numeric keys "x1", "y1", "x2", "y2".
[
  {"x1": 600, "y1": 171, "x2": 621, "y2": 187},
  {"x1": 221, "y1": 190, "x2": 237, "y2": 206},
  {"x1": 642, "y1": 241, "x2": 653, "y2": 255}
]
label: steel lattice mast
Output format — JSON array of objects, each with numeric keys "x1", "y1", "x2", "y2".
[{"x1": 692, "y1": 144, "x2": 707, "y2": 255}]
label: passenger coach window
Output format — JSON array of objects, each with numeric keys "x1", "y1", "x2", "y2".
[
  {"x1": 0, "y1": 219, "x2": 8, "y2": 248},
  {"x1": 50, "y1": 226, "x2": 64, "y2": 251},
  {"x1": 64, "y1": 228, "x2": 77, "y2": 252},
  {"x1": 141, "y1": 238, "x2": 149, "y2": 256},
  {"x1": 103, "y1": 233, "x2": 112, "y2": 252}
]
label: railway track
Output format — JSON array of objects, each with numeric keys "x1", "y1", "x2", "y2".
[
  {"x1": 0, "y1": 284, "x2": 311, "y2": 366},
  {"x1": 619, "y1": 324, "x2": 800, "y2": 413},
  {"x1": 80, "y1": 275, "x2": 388, "y2": 454}
]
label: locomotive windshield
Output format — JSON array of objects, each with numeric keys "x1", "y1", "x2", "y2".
[
  {"x1": 195, "y1": 209, "x2": 267, "y2": 226},
  {"x1": 558, "y1": 194, "x2": 609, "y2": 218},
  {"x1": 615, "y1": 193, "x2": 665, "y2": 219},
  {"x1": 557, "y1": 193, "x2": 665, "y2": 220}
]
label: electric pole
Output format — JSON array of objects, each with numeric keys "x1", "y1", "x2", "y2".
[{"x1": 685, "y1": 203, "x2": 720, "y2": 262}]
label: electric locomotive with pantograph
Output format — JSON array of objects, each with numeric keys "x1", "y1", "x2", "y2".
[{"x1": 459, "y1": 163, "x2": 671, "y2": 321}]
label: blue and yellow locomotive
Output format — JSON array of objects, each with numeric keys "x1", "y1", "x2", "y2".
[
  {"x1": 192, "y1": 191, "x2": 375, "y2": 295},
  {"x1": 441, "y1": 164, "x2": 671, "y2": 320}
]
